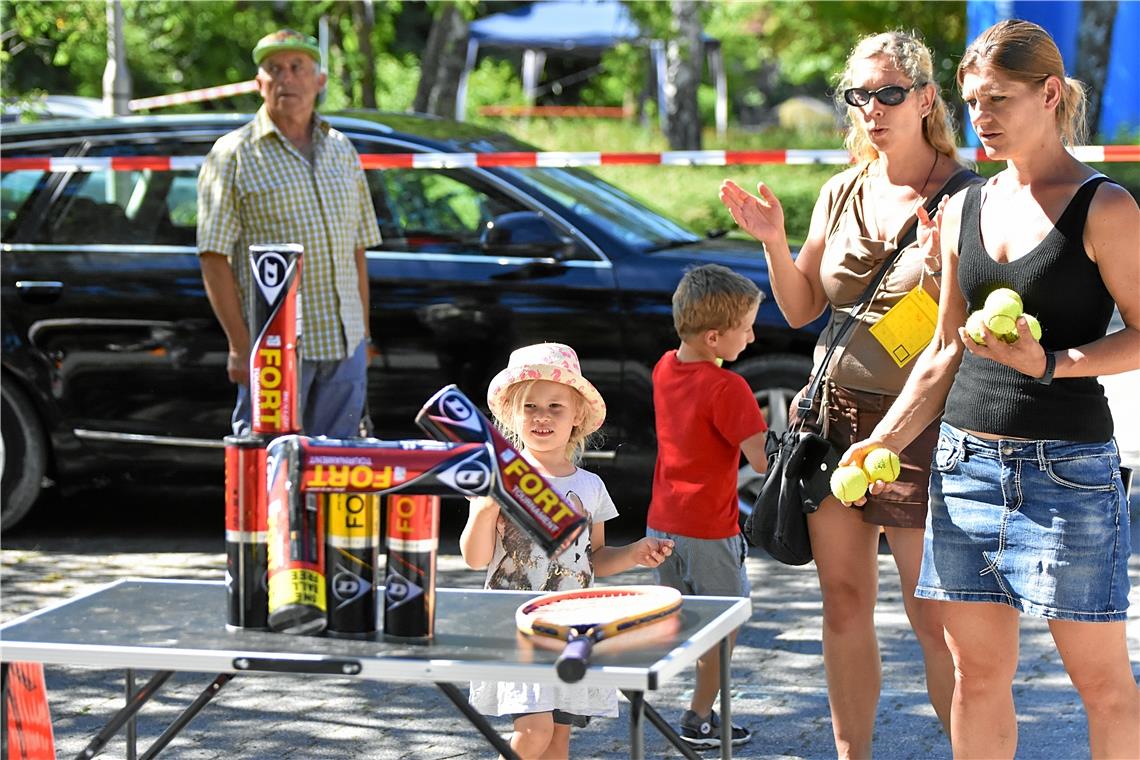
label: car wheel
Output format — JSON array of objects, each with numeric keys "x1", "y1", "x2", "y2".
[
  {"x1": 1, "y1": 379, "x2": 47, "y2": 531},
  {"x1": 731, "y1": 353, "x2": 813, "y2": 521}
]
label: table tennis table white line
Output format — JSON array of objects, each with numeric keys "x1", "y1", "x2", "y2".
[
  {"x1": 645, "y1": 597, "x2": 751, "y2": 686},
  {"x1": 0, "y1": 577, "x2": 136, "y2": 631}
]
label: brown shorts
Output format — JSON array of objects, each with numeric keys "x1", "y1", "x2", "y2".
[{"x1": 791, "y1": 381, "x2": 938, "y2": 529}]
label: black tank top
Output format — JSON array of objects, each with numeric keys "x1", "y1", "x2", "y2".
[{"x1": 943, "y1": 176, "x2": 1116, "y2": 442}]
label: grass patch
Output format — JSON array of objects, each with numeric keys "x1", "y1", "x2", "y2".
[{"x1": 476, "y1": 118, "x2": 842, "y2": 241}]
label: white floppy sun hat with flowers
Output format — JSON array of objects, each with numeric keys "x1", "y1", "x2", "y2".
[{"x1": 486, "y1": 343, "x2": 606, "y2": 434}]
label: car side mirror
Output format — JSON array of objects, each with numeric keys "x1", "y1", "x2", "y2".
[{"x1": 480, "y1": 212, "x2": 573, "y2": 258}]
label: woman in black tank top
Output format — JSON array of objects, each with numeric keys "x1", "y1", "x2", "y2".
[{"x1": 842, "y1": 20, "x2": 1140, "y2": 758}]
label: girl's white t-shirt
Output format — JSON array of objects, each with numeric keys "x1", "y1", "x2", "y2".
[{"x1": 470, "y1": 466, "x2": 621, "y2": 718}]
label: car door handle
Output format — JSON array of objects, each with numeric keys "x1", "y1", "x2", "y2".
[
  {"x1": 489, "y1": 260, "x2": 568, "y2": 281},
  {"x1": 15, "y1": 280, "x2": 64, "y2": 303}
]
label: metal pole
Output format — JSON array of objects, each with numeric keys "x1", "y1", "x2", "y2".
[
  {"x1": 102, "y1": 0, "x2": 131, "y2": 116},
  {"x1": 719, "y1": 636, "x2": 732, "y2": 760}
]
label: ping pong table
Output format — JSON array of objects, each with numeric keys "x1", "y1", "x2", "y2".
[{"x1": 0, "y1": 579, "x2": 750, "y2": 759}]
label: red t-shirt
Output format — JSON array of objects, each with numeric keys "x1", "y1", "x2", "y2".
[{"x1": 647, "y1": 351, "x2": 768, "y2": 539}]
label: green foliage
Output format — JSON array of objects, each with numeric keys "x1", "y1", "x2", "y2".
[{"x1": 760, "y1": 1, "x2": 967, "y2": 90}]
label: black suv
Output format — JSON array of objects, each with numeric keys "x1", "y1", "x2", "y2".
[{"x1": 1, "y1": 111, "x2": 824, "y2": 529}]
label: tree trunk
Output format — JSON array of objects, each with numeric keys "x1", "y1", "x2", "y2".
[
  {"x1": 664, "y1": 0, "x2": 703, "y2": 150},
  {"x1": 351, "y1": 0, "x2": 377, "y2": 109},
  {"x1": 414, "y1": 3, "x2": 469, "y2": 118},
  {"x1": 1075, "y1": 0, "x2": 1117, "y2": 139}
]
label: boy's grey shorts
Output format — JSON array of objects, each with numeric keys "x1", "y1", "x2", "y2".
[{"x1": 647, "y1": 529, "x2": 751, "y2": 599}]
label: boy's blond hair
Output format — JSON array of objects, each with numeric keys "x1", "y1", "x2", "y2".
[{"x1": 672, "y1": 264, "x2": 763, "y2": 339}]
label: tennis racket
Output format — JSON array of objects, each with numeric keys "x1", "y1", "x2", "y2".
[{"x1": 516, "y1": 585, "x2": 683, "y2": 683}]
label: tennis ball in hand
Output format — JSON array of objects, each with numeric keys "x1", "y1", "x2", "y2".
[
  {"x1": 830, "y1": 466, "x2": 869, "y2": 503},
  {"x1": 965, "y1": 311, "x2": 988, "y2": 344},
  {"x1": 863, "y1": 448, "x2": 901, "y2": 483},
  {"x1": 985, "y1": 312, "x2": 1019, "y2": 342},
  {"x1": 984, "y1": 288, "x2": 1023, "y2": 317},
  {"x1": 1022, "y1": 313, "x2": 1042, "y2": 341}
]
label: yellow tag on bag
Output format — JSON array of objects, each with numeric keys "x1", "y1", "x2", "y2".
[{"x1": 868, "y1": 286, "x2": 939, "y2": 367}]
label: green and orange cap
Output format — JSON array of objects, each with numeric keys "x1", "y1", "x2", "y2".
[{"x1": 252, "y1": 29, "x2": 320, "y2": 67}]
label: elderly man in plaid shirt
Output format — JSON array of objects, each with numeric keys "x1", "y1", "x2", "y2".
[{"x1": 197, "y1": 29, "x2": 381, "y2": 438}]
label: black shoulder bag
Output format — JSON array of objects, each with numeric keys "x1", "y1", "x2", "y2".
[{"x1": 744, "y1": 169, "x2": 976, "y2": 565}]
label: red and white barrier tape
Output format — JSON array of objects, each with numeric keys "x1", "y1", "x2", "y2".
[
  {"x1": 3, "y1": 145, "x2": 1138, "y2": 173},
  {"x1": 128, "y1": 81, "x2": 259, "y2": 111}
]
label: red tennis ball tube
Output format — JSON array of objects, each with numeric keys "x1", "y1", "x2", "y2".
[{"x1": 248, "y1": 243, "x2": 302, "y2": 436}]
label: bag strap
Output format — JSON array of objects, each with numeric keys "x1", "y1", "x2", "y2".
[{"x1": 795, "y1": 167, "x2": 975, "y2": 418}]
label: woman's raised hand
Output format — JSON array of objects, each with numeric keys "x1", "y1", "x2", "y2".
[
  {"x1": 719, "y1": 180, "x2": 787, "y2": 245},
  {"x1": 916, "y1": 195, "x2": 949, "y2": 276}
]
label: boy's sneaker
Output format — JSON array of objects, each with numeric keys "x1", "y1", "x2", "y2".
[{"x1": 679, "y1": 708, "x2": 752, "y2": 748}]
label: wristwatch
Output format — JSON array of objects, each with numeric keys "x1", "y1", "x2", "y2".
[{"x1": 1035, "y1": 351, "x2": 1056, "y2": 385}]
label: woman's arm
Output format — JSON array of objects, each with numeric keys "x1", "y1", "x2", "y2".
[
  {"x1": 962, "y1": 182, "x2": 1140, "y2": 381},
  {"x1": 842, "y1": 193, "x2": 969, "y2": 469},
  {"x1": 591, "y1": 522, "x2": 673, "y2": 578},
  {"x1": 719, "y1": 178, "x2": 833, "y2": 327},
  {"x1": 458, "y1": 496, "x2": 500, "y2": 570}
]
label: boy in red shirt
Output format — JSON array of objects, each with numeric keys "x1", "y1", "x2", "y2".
[{"x1": 647, "y1": 263, "x2": 768, "y2": 749}]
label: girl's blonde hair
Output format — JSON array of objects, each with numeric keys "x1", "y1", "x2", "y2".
[
  {"x1": 957, "y1": 19, "x2": 1088, "y2": 146},
  {"x1": 834, "y1": 30, "x2": 960, "y2": 164},
  {"x1": 494, "y1": 379, "x2": 597, "y2": 465}
]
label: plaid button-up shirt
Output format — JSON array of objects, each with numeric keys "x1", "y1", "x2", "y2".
[{"x1": 197, "y1": 107, "x2": 381, "y2": 360}]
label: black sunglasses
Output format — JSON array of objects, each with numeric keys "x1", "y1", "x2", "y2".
[{"x1": 843, "y1": 83, "x2": 920, "y2": 107}]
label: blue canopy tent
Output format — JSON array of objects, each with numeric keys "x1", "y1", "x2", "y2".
[
  {"x1": 965, "y1": 0, "x2": 1139, "y2": 142},
  {"x1": 455, "y1": 0, "x2": 727, "y2": 137}
]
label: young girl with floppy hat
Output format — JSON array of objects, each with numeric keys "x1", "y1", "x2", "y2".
[{"x1": 460, "y1": 342, "x2": 674, "y2": 760}]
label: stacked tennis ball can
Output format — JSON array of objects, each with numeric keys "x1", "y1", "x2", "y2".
[{"x1": 225, "y1": 244, "x2": 682, "y2": 681}]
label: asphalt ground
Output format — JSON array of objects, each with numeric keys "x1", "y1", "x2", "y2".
[{"x1": 2, "y1": 488, "x2": 1138, "y2": 760}]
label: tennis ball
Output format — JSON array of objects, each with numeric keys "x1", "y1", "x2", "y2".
[
  {"x1": 863, "y1": 448, "x2": 901, "y2": 483},
  {"x1": 984, "y1": 288, "x2": 1023, "y2": 318},
  {"x1": 1022, "y1": 313, "x2": 1042, "y2": 341},
  {"x1": 830, "y1": 465, "x2": 869, "y2": 503},
  {"x1": 984, "y1": 312, "x2": 1019, "y2": 342},
  {"x1": 965, "y1": 311, "x2": 988, "y2": 344},
  {"x1": 715, "y1": 357, "x2": 724, "y2": 367}
]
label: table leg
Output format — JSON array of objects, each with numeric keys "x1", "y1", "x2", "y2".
[
  {"x1": 719, "y1": 636, "x2": 732, "y2": 760},
  {"x1": 140, "y1": 673, "x2": 235, "y2": 760},
  {"x1": 627, "y1": 690, "x2": 644, "y2": 759},
  {"x1": 435, "y1": 681, "x2": 520, "y2": 760},
  {"x1": 126, "y1": 669, "x2": 136, "y2": 760},
  {"x1": 620, "y1": 693, "x2": 702, "y2": 760},
  {"x1": 76, "y1": 670, "x2": 172, "y2": 760}
]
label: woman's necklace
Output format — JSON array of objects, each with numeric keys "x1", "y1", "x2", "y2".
[{"x1": 871, "y1": 150, "x2": 939, "y2": 240}]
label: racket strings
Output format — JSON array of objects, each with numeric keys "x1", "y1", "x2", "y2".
[{"x1": 524, "y1": 593, "x2": 667, "y2": 626}]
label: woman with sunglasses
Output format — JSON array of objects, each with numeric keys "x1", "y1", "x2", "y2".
[
  {"x1": 720, "y1": 30, "x2": 980, "y2": 757},
  {"x1": 841, "y1": 19, "x2": 1139, "y2": 758}
]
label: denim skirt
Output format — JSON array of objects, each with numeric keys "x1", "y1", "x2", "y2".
[{"x1": 915, "y1": 422, "x2": 1131, "y2": 622}]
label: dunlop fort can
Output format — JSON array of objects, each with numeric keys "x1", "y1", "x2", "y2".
[
  {"x1": 324, "y1": 493, "x2": 380, "y2": 638},
  {"x1": 266, "y1": 437, "x2": 327, "y2": 634},
  {"x1": 224, "y1": 433, "x2": 269, "y2": 630},
  {"x1": 383, "y1": 494, "x2": 440, "y2": 640},
  {"x1": 248, "y1": 243, "x2": 302, "y2": 436}
]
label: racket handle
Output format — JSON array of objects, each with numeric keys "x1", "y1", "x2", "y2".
[{"x1": 555, "y1": 635, "x2": 594, "y2": 683}]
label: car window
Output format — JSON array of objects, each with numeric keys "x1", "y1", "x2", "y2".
[
  {"x1": 37, "y1": 168, "x2": 197, "y2": 246},
  {"x1": 0, "y1": 170, "x2": 48, "y2": 238},
  {"x1": 503, "y1": 167, "x2": 700, "y2": 250},
  {"x1": 367, "y1": 167, "x2": 533, "y2": 254}
]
